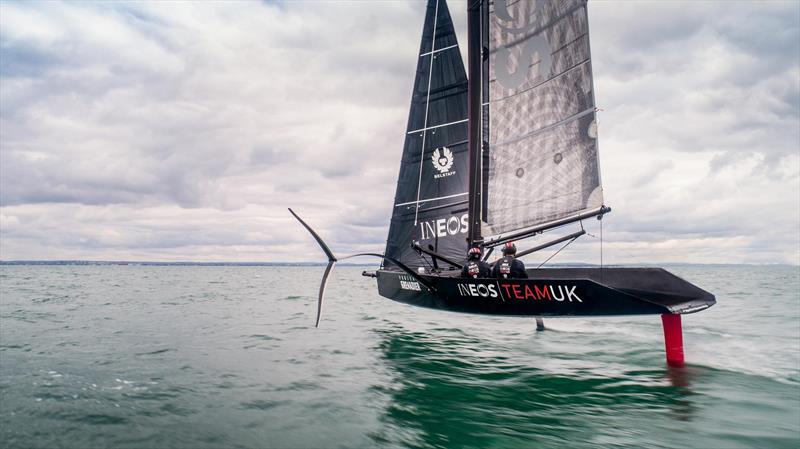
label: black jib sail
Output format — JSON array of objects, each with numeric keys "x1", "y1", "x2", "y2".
[
  {"x1": 384, "y1": 0, "x2": 470, "y2": 270},
  {"x1": 479, "y1": 0, "x2": 604, "y2": 242}
]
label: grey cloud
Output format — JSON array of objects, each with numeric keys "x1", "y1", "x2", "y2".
[
  {"x1": 628, "y1": 159, "x2": 675, "y2": 188},
  {"x1": 0, "y1": 0, "x2": 419, "y2": 211},
  {"x1": 591, "y1": 0, "x2": 799, "y2": 177},
  {"x1": 1, "y1": 203, "x2": 301, "y2": 256}
]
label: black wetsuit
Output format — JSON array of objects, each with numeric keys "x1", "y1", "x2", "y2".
[
  {"x1": 492, "y1": 256, "x2": 528, "y2": 279},
  {"x1": 461, "y1": 259, "x2": 492, "y2": 279}
]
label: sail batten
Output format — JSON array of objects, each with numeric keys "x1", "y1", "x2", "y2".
[
  {"x1": 407, "y1": 118, "x2": 468, "y2": 135},
  {"x1": 395, "y1": 193, "x2": 468, "y2": 208},
  {"x1": 493, "y1": 106, "x2": 594, "y2": 148},
  {"x1": 488, "y1": 57, "x2": 589, "y2": 104},
  {"x1": 420, "y1": 44, "x2": 459, "y2": 57}
]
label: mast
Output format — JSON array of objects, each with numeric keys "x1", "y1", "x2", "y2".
[{"x1": 466, "y1": 0, "x2": 483, "y2": 247}]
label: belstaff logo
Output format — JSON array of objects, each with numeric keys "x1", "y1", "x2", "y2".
[{"x1": 431, "y1": 147, "x2": 455, "y2": 179}]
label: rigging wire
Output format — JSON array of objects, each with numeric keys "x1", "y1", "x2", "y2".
[
  {"x1": 586, "y1": 216, "x2": 639, "y2": 266},
  {"x1": 536, "y1": 235, "x2": 579, "y2": 269},
  {"x1": 413, "y1": 0, "x2": 440, "y2": 226},
  {"x1": 600, "y1": 215, "x2": 603, "y2": 268},
  {"x1": 600, "y1": 214, "x2": 604, "y2": 281},
  {"x1": 413, "y1": 241, "x2": 436, "y2": 272}
]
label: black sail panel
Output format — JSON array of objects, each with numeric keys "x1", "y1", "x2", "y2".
[
  {"x1": 384, "y1": 0, "x2": 469, "y2": 271},
  {"x1": 483, "y1": 0, "x2": 604, "y2": 238}
]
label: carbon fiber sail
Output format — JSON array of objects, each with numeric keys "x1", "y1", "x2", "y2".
[
  {"x1": 384, "y1": 0, "x2": 469, "y2": 270},
  {"x1": 481, "y1": 0, "x2": 603, "y2": 238}
]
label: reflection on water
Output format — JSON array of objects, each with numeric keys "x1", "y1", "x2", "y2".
[{"x1": 371, "y1": 326, "x2": 702, "y2": 449}]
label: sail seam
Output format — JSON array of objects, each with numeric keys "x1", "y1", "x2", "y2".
[{"x1": 413, "y1": 0, "x2": 440, "y2": 226}]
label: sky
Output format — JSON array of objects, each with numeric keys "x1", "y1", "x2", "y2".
[{"x1": 1, "y1": 0, "x2": 798, "y2": 265}]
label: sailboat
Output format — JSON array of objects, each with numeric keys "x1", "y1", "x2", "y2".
[{"x1": 289, "y1": 0, "x2": 715, "y2": 366}]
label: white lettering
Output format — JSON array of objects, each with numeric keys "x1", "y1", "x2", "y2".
[
  {"x1": 423, "y1": 222, "x2": 435, "y2": 240},
  {"x1": 400, "y1": 280, "x2": 421, "y2": 291},
  {"x1": 436, "y1": 219, "x2": 447, "y2": 237},
  {"x1": 418, "y1": 213, "x2": 470, "y2": 241},
  {"x1": 433, "y1": 171, "x2": 456, "y2": 179},
  {"x1": 550, "y1": 285, "x2": 565, "y2": 301},
  {"x1": 457, "y1": 283, "x2": 499, "y2": 299},
  {"x1": 565, "y1": 285, "x2": 582, "y2": 302},
  {"x1": 399, "y1": 275, "x2": 421, "y2": 291},
  {"x1": 447, "y1": 216, "x2": 460, "y2": 235}
]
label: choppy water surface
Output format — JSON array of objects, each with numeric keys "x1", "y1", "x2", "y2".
[{"x1": 1, "y1": 265, "x2": 798, "y2": 448}]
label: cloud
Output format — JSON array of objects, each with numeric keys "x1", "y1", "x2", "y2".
[
  {"x1": 0, "y1": 0, "x2": 798, "y2": 264},
  {"x1": 591, "y1": 1, "x2": 799, "y2": 173}
]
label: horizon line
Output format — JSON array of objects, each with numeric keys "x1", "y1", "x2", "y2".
[{"x1": 0, "y1": 259, "x2": 797, "y2": 267}]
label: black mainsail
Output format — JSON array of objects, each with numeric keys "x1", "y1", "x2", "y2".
[{"x1": 384, "y1": 0, "x2": 470, "y2": 270}]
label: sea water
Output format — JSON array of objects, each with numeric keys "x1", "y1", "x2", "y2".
[{"x1": 1, "y1": 264, "x2": 798, "y2": 449}]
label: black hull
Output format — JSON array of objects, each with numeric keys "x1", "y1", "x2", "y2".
[{"x1": 376, "y1": 268, "x2": 715, "y2": 316}]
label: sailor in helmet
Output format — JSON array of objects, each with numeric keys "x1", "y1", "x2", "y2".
[
  {"x1": 461, "y1": 247, "x2": 491, "y2": 279},
  {"x1": 492, "y1": 242, "x2": 528, "y2": 279}
]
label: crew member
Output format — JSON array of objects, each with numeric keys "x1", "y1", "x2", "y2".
[
  {"x1": 461, "y1": 247, "x2": 491, "y2": 279},
  {"x1": 492, "y1": 242, "x2": 528, "y2": 279}
]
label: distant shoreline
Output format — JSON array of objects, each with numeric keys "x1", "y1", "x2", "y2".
[
  {"x1": 0, "y1": 260, "x2": 796, "y2": 268},
  {"x1": 0, "y1": 260, "x2": 375, "y2": 267}
]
